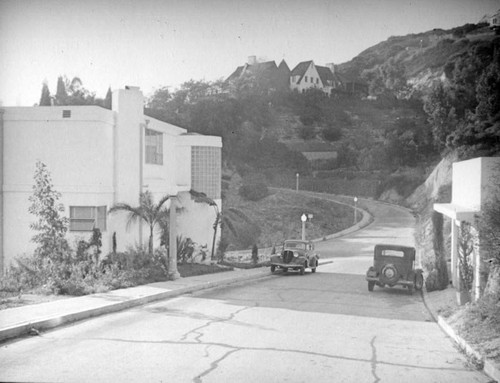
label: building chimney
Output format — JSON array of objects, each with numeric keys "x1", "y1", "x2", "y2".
[
  {"x1": 326, "y1": 63, "x2": 336, "y2": 74},
  {"x1": 248, "y1": 56, "x2": 257, "y2": 65}
]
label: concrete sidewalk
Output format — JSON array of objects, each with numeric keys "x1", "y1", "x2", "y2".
[{"x1": 0, "y1": 266, "x2": 275, "y2": 343}]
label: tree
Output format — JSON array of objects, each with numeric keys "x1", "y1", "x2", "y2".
[
  {"x1": 477, "y1": 188, "x2": 500, "y2": 299},
  {"x1": 53, "y1": 75, "x2": 96, "y2": 106},
  {"x1": 39, "y1": 81, "x2": 51, "y2": 106},
  {"x1": 189, "y1": 190, "x2": 254, "y2": 261},
  {"x1": 109, "y1": 191, "x2": 173, "y2": 256},
  {"x1": 103, "y1": 87, "x2": 112, "y2": 109},
  {"x1": 457, "y1": 221, "x2": 475, "y2": 297},
  {"x1": 423, "y1": 82, "x2": 458, "y2": 151},
  {"x1": 28, "y1": 161, "x2": 71, "y2": 270},
  {"x1": 55, "y1": 76, "x2": 68, "y2": 106}
]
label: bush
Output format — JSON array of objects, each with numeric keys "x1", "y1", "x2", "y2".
[
  {"x1": 1, "y1": 246, "x2": 170, "y2": 297},
  {"x1": 298, "y1": 125, "x2": 316, "y2": 140},
  {"x1": 239, "y1": 183, "x2": 269, "y2": 201},
  {"x1": 322, "y1": 125, "x2": 342, "y2": 142}
]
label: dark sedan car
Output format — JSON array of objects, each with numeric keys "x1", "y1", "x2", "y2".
[
  {"x1": 270, "y1": 239, "x2": 320, "y2": 275},
  {"x1": 366, "y1": 244, "x2": 424, "y2": 294}
]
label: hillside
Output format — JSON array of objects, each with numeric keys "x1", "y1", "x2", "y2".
[{"x1": 337, "y1": 23, "x2": 497, "y2": 94}]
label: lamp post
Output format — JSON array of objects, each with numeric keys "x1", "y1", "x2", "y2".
[
  {"x1": 301, "y1": 213, "x2": 307, "y2": 240},
  {"x1": 296, "y1": 173, "x2": 299, "y2": 192},
  {"x1": 353, "y1": 196, "x2": 358, "y2": 225}
]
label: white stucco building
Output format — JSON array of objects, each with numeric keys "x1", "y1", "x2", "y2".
[
  {"x1": 434, "y1": 157, "x2": 500, "y2": 300},
  {"x1": 0, "y1": 86, "x2": 222, "y2": 272}
]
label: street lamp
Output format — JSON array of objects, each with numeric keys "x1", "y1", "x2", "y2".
[
  {"x1": 353, "y1": 196, "x2": 358, "y2": 225},
  {"x1": 301, "y1": 213, "x2": 307, "y2": 240},
  {"x1": 296, "y1": 173, "x2": 299, "y2": 192}
]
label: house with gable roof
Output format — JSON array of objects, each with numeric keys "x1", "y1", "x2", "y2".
[
  {"x1": 290, "y1": 60, "x2": 343, "y2": 95},
  {"x1": 226, "y1": 56, "x2": 290, "y2": 94}
]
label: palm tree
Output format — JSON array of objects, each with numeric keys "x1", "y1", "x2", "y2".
[
  {"x1": 189, "y1": 190, "x2": 253, "y2": 260},
  {"x1": 109, "y1": 191, "x2": 173, "y2": 256}
]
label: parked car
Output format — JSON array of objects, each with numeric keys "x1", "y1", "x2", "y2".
[
  {"x1": 365, "y1": 244, "x2": 423, "y2": 294},
  {"x1": 270, "y1": 239, "x2": 320, "y2": 275}
]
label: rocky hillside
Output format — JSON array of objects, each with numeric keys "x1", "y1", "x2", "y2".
[{"x1": 337, "y1": 22, "x2": 497, "y2": 94}]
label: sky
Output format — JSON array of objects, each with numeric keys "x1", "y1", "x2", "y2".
[{"x1": 0, "y1": 0, "x2": 498, "y2": 106}]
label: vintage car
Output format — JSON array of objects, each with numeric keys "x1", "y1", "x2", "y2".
[
  {"x1": 365, "y1": 244, "x2": 424, "y2": 294},
  {"x1": 270, "y1": 239, "x2": 320, "y2": 275}
]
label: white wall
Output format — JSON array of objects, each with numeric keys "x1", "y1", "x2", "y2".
[
  {"x1": 290, "y1": 62, "x2": 323, "y2": 93},
  {"x1": 452, "y1": 158, "x2": 483, "y2": 210},
  {"x1": 1, "y1": 88, "x2": 223, "y2": 271},
  {"x1": 2, "y1": 106, "x2": 115, "y2": 267}
]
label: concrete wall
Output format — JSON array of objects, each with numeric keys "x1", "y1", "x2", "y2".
[
  {"x1": 1, "y1": 106, "x2": 115, "y2": 267},
  {"x1": 0, "y1": 87, "x2": 223, "y2": 271}
]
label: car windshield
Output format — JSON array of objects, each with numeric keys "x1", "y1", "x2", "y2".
[{"x1": 284, "y1": 241, "x2": 306, "y2": 250}]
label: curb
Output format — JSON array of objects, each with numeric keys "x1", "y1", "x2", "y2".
[
  {"x1": 437, "y1": 315, "x2": 500, "y2": 381},
  {"x1": 421, "y1": 283, "x2": 500, "y2": 382},
  {"x1": 0, "y1": 270, "x2": 273, "y2": 343}
]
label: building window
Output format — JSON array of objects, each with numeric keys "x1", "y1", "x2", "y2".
[
  {"x1": 62, "y1": 110, "x2": 71, "y2": 118},
  {"x1": 191, "y1": 146, "x2": 221, "y2": 199},
  {"x1": 305, "y1": 76, "x2": 308, "y2": 82},
  {"x1": 145, "y1": 128, "x2": 163, "y2": 165},
  {"x1": 316, "y1": 78, "x2": 319, "y2": 84},
  {"x1": 70, "y1": 206, "x2": 107, "y2": 232}
]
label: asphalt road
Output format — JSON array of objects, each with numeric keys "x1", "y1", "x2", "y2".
[{"x1": 0, "y1": 198, "x2": 490, "y2": 382}]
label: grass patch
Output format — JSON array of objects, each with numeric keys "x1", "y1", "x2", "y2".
[
  {"x1": 448, "y1": 296, "x2": 500, "y2": 362},
  {"x1": 177, "y1": 263, "x2": 233, "y2": 277},
  {"x1": 220, "y1": 261, "x2": 270, "y2": 269}
]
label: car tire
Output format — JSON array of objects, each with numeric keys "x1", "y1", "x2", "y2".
[
  {"x1": 368, "y1": 281, "x2": 375, "y2": 292},
  {"x1": 283, "y1": 268, "x2": 288, "y2": 273},
  {"x1": 270, "y1": 265, "x2": 276, "y2": 273},
  {"x1": 311, "y1": 267, "x2": 316, "y2": 273},
  {"x1": 415, "y1": 272, "x2": 424, "y2": 291},
  {"x1": 299, "y1": 266, "x2": 305, "y2": 275},
  {"x1": 380, "y1": 264, "x2": 399, "y2": 285}
]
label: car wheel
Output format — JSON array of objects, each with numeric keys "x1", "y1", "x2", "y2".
[
  {"x1": 368, "y1": 281, "x2": 375, "y2": 292},
  {"x1": 380, "y1": 264, "x2": 399, "y2": 285},
  {"x1": 299, "y1": 266, "x2": 305, "y2": 275},
  {"x1": 415, "y1": 273, "x2": 424, "y2": 291},
  {"x1": 311, "y1": 267, "x2": 316, "y2": 273},
  {"x1": 283, "y1": 268, "x2": 288, "y2": 273},
  {"x1": 270, "y1": 265, "x2": 276, "y2": 273}
]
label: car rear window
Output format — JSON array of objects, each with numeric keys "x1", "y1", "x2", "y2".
[
  {"x1": 285, "y1": 242, "x2": 306, "y2": 250},
  {"x1": 381, "y1": 250, "x2": 405, "y2": 257}
]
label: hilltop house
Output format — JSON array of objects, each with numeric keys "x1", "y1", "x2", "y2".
[
  {"x1": 0, "y1": 86, "x2": 222, "y2": 273},
  {"x1": 227, "y1": 56, "x2": 356, "y2": 97},
  {"x1": 226, "y1": 56, "x2": 290, "y2": 94},
  {"x1": 289, "y1": 61, "x2": 343, "y2": 96},
  {"x1": 480, "y1": 9, "x2": 500, "y2": 29}
]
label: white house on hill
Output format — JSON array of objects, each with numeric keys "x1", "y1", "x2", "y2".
[
  {"x1": 289, "y1": 61, "x2": 343, "y2": 96},
  {"x1": 0, "y1": 86, "x2": 222, "y2": 273}
]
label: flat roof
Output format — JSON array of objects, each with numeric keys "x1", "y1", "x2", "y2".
[{"x1": 433, "y1": 203, "x2": 479, "y2": 221}]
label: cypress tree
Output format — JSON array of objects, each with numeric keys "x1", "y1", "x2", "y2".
[
  {"x1": 39, "y1": 82, "x2": 52, "y2": 106},
  {"x1": 55, "y1": 76, "x2": 68, "y2": 105},
  {"x1": 104, "y1": 86, "x2": 112, "y2": 109}
]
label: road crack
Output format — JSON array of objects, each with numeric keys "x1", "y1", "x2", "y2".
[
  {"x1": 370, "y1": 336, "x2": 380, "y2": 383},
  {"x1": 180, "y1": 306, "x2": 251, "y2": 343},
  {"x1": 193, "y1": 349, "x2": 239, "y2": 383}
]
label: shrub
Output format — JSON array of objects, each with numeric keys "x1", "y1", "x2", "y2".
[
  {"x1": 322, "y1": 125, "x2": 342, "y2": 142},
  {"x1": 239, "y1": 183, "x2": 269, "y2": 201},
  {"x1": 298, "y1": 125, "x2": 316, "y2": 140},
  {"x1": 252, "y1": 244, "x2": 259, "y2": 265}
]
